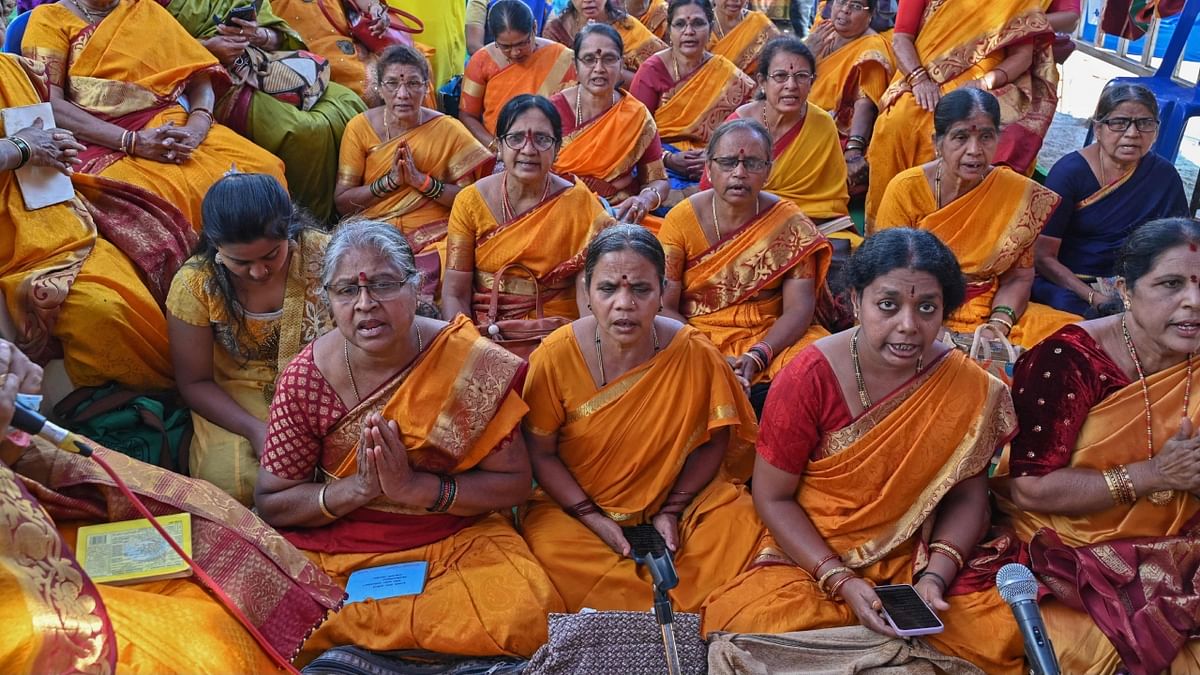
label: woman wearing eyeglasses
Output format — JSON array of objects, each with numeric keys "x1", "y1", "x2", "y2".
[
  {"x1": 1032, "y1": 84, "x2": 1189, "y2": 317},
  {"x1": 873, "y1": 88, "x2": 1079, "y2": 348},
  {"x1": 551, "y1": 24, "x2": 670, "y2": 228},
  {"x1": 255, "y1": 219, "x2": 563, "y2": 660},
  {"x1": 805, "y1": 0, "x2": 894, "y2": 198},
  {"x1": 544, "y1": 0, "x2": 667, "y2": 85},
  {"x1": 708, "y1": 0, "x2": 778, "y2": 74},
  {"x1": 168, "y1": 173, "x2": 333, "y2": 505},
  {"x1": 864, "y1": 0, "x2": 1058, "y2": 226},
  {"x1": 461, "y1": 0, "x2": 577, "y2": 148},
  {"x1": 659, "y1": 119, "x2": 831, "y2": 411},
  {"x1": 630, "y1": 0, "x2": 755, "y2": 207},
  {"x1": 443, "y1": 95, "x2": 615, "y2": 323},
  {"x1": 336, "y1": 46, "x2": 493, "y2": 308}
]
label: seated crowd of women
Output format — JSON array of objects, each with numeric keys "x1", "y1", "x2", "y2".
[{"x1": 3, "y1": 0, "x2": 1198, "y2": 671}]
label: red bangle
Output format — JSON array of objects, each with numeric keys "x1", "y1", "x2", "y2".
[
  {"x1": 565, "y1": 498, "x2": 600, "y2": 518},
  {"x1": 828, "y1": 572, "x2": 855, "y2": 600},
  {"x1": 809, "y1": 552, "x2": 840, "y2": 579},
  {"x1": 418, "y1": 174, "x2": 433, "y2": 193}
]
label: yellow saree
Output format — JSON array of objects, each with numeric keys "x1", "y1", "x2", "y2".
[
  {"x1": 462, "y1": 41, "x2": 576, "y2": 135},
  {"x1": 873, "y1": 166, "x2": 1080, "y2": 347},
  {"x1": 0, "y1": 55, "x2": 172, "y2": 391},
  {"x1": 22, "y1": 0, "x2": 288, "y2": 229},
  {"x1": 659, "y1": 199, "x2": 832, "y2": 381},
  {"x1": 637, "y1": 0, "x2": 669, "y2": 38},
  {"x1": 864, "y1": 0, "x2": 1058, "y2": 224},
  {"x1": 758, "y1": 102, "x2": 850, "y2": 220},
  {"x1": 445, "y1": 179, "x2": 615, "y2": 321},
  {"x1": 701, "y1": 348, "x2": 1024, "y2": 674},
  {"x1": 650, "y1": 54, "x2": 757, "y2": 151},
  {"x1": 808, "y1": 31, "x2": 895, "y2": 141},
  {"x1": 709, "y1": 10, "x2": 779, "y2": 74},
  {"x1": 262, "y1": 316, "x2": 562, "y2": 659},
  {"x1": 521, "y1": 324, "x2": 761, "y2": 613},
  {"x1": 993, "y1": 353, "x2": 1200, "y2": 675}
]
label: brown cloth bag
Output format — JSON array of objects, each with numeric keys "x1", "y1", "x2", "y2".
[{"x1": 475, "y1": 263, "x2": 569, "y2": 360}]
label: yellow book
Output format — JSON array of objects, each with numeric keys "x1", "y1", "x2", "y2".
[{"x1": 76, "y1": 512, "x2": 193, "y2": 585}]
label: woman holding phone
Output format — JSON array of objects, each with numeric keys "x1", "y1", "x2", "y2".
[{"x1": 702, "y1": 228, "x2": 1024, "y2": 674}]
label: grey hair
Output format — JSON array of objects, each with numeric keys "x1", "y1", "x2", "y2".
[
  {"x1": 705, "y1": 118, "x2": 772, "y2": 159},
  {"x1": 321, "y1": 219, "x2": 420, "y2": 292},
  {"x1": 1092, "y1": 82, "x2": 1159, "y2": 123}
]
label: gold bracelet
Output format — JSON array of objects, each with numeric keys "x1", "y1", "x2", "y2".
[
  {"x1": 318, "y1": 483, "x2": 337, "y2": 519},
  {"x1": 1102, "y1": 466, "x2": 1135, "y2": 505},
  {"x1": 930, "y1": 541, "x2": 965, "y2": 570},
  {"x1": 1116, "y1": 464, "x2": 1137, "y2": 504},
  {"x1": 817, "y1": 565, "x2": 852, "y2": 595}
]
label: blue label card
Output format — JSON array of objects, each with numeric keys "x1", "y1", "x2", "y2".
[{"x1": 344, "y1": 561, "x2": 429, "y2": 604}]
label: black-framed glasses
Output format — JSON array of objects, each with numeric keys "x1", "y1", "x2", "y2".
[
  {"x1": 379, "y1": 79, "x2": 427, "y2": 94},
  {"x1": 325, "y1": 280, "x2": 410, "y2": 304},
  {"x1": 709, "y1": 156, "x2": 771, "y2": 173},
  {"x1": 767, "y1": 70, "x2": 815, "y2": 85},
  {"x1": 499, "y1": 130, "x2": 557, "y2": 151},
  {"x1": 578, "y1": 53, "x2": 622, "y2": 68},
  {"x1": 669, "y1": 18, "x2": 709, "y2": 31},
  {"x1": 1097, "y1": 116, "x2": 1159, "y2": 133},
  {"x1": 833, "y1": 0, "x2": 869, "y2": 12}
]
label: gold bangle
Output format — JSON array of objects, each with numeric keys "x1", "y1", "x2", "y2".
[
  {"x1": 817, "y1": 565, "x2": 852, "y2": 594},
  {"x1": 318, "y1": 483, "x2": 337, "y2": 519},
  {"x1": 1103, "y1": 466, "x2": 1135, "y2": 505},
  {"x1": 1117, "y1": 464, "x2": 1137, "y2": 504},
  {"x1": 930, "y1": 541, "x2": 965, "y2": 570}
]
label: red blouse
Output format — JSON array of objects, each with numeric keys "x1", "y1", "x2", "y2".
[
  {"x1": 757, "y1": 346, "x2": 853, "y2": 476},
  {"x1": 1009, "y1": 324, "x2": 1130, "y2": 478},
  {"x1": 261, "y1": 343, "x2": 349, "y2": 481}
]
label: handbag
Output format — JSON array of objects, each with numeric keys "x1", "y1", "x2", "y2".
[
  {"x1": 475, "y1": 263, "x2": 570, "y2": 360},
  {"x1": 228, "y1": 45, "x2": 330, "y2": 111},
  {"x1": 525, "y1": 611, "x2": 707, "y2": 674},
  {"x1": 53, "y1": 384, "x2": 192, "y2": 474},
  {"x1": 316, "y1": 0, "x2": 424, "y2": 53},
  {"x1": 943, "y1": 324, "x2": 1023, "y2": 386}
]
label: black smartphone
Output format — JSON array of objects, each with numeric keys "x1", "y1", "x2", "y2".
[
  {"x1": 622, "y1": 523, "x2": 667, "y2": 559},
  {"x1": 874, "y1": 584, "x2": 945, "y2": 636},
  {"x1": 214, "y1": 3, "x2": 256, "y2": 26}
]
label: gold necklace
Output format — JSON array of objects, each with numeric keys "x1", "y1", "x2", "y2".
[
  {"x1": 70, "y1": 0, "x2": 117, "y2": 22},
  {"x1": 709, "y1": 195, "x2": 723, "y2": 240},
  {"x1": 851, "y1": 328, "x2": 924, "y2": 409},
  {"x1": 934, "y1": 159, "x2": 945, "y2": 209},
  {"x1": 594, "y1": 322, "x2": 660, "y2": 386},
  {"x1": 344, "y1": 327, "x2": 423, "y2": 404},
  {"x1": 1120, "y1": 313, "x2": 1193, "y2": 505},
  {"x1": 382, "y1": 106, "x2": 394, "y2": 141},
  {"x1": 574, "y1": 85, "x2": 618, "y2": 128}
]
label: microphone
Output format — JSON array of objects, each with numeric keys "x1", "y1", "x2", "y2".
[
  {"x1": 7, "y1": 404, "x2": 92, "y2": 456},
  {"x1": 996, "y1": 563, "x2": 1060, "y2": 675}
]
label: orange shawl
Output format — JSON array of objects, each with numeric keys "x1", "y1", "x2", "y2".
[
  {"x1": 654, "y1": 54, "x2": 756, "y2": 151},
  {"x1": 809, "y1": 31, "x2": 895, "y2": 139},
  {"x1": 554, "y1": 92, "x2": 660, "y2": 201},
  {"x1": 709, "y1": 10, "x2": 778, "y2": 74},
  {"x1": 461, "y1": 41, "x2": 576, "y2": 134}
]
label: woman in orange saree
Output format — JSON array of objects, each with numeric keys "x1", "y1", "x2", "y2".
[
  {"x1": 336, "y1": 46, "x2": 493, "y2": 306},
  {"x1": 0, "y1": 339, "x2": 341, "y2": 673},
  {"x1": 544, "y1": 0, "x2": 666, "y2": 84},
  {"x1": 701, "y1": 228, "x2": 1024, "y2": 674},
  {"x1": 708, "y1": 0, "x2": 779, "y2": 74},
  {"x1": 551, "y1": 24, "x2": 669, "y2": 229},
  {"x1": 1, "y1": 54, "x2": 176, "y2": 392},
  {"x1": 460, "y1": 1, "x2": 576, "y2": 147},
  {"x1": 806, "y1": 0, "x2": 894, "y2": 197},
  {"x1": 864, "y1": 0, "x2": 1057, "y2": 225},
  {"x1": 873, "y1": 89, "x2": 1079, "y2": 348},
  {"x1": 521, "y1": 225, "x2": 762, "y2": 614},
  {"x1": 267, "y1": 0, "x2": 393, "y2": 97},
  {"x1": 626, "y1": 0, "x2": 669, "y2": 37},
  {"x1": 660, "y1": 120, "x2": 831, "y2": 407},
  {"x1": 22, "y1": 0, "x2": 287, "y2": 230},
  {"x1": 256, "y1": 220, "x2": 564, "y2": 660},
  {"x1": 993, "y1": 218, "x2": 1200, "y2": 675},
  {"x1": 442, "y1": 95, "x2": 614, "y2": 323}
]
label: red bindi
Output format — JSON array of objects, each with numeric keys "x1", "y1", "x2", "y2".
[
  {"x1": 1192, "y1": 275, "x2": 1199, "y2": 283},
  {"x1": 358, "y1": 271, "x2": 368, "y2": 283},
  {"x1": 1189, "y1": 243, "x2": 1198, "y2": 252}
]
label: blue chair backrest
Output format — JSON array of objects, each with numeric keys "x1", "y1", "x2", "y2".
[
  {"x1": 1156, "y1": 0, "x2": 1200, "y2": 79},
  {"x1": 3, "y1": 11, "x2": 30, "y2": 55}
]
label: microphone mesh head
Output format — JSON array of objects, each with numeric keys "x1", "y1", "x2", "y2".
[{"x1": 996, "y1": 563, "x2": 1039, "y2": 604}]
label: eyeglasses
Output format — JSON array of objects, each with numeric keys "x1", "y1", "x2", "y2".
[
  {"x1": 325, "y1": 280, "x2": 410, "y2": 304},
  {"x1": 708, "y1": 156, "x2": 770, "y2": 173},
  {"x1": 1097, "y1": 116, "x2": 1159, "y2": 133},
  {"x1": 379, "y1": 79, "x2": 427, "y2": 94},
  {"x1": 669, "y1": 18, "x2": 709, "y2": 31},
  {"x1": 495, "y1": 35, "x2": 532, "y2": 51},
  {"x1": 766, "y1": 70, "x2": 815, "y2": 85},
  {"x1": 499, "y1": 130, "x2": 557, "y2": 151},
  {"x1": 578, "y1": 53, "x2": 622, "y2": 68},
  {"x1": 833, "y1": 0, "x2": 869, "y2": 11}
]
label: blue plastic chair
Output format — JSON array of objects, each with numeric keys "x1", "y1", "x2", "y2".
[
  {"x1": 3, "y1": 11, "x2": 30, "y2": 55},
  {"x1": 1085, "y1": 0, "x2": 1200, "y2": 162}
]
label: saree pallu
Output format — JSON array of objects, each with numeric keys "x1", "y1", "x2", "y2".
[
  {"x1": 651, "y1": 54, "x2": 757, "y2": 151},
  {"x1": 271, "y1": 317, "x2": 562, "y2": 659},
  {"x1": 167, "y1": 0, "x2": 366, "y2": 224},
  {"x1": 661, "y1": 199, "x2": 832, "y2": 382},
  {"x1": 521, "y1": 324, "x2": 761, "y2": 613},
  {"x1": 22, "y1": 0, "x2": 289, "y2": 229},
  {"x1": 874, "y1": 166, "x2": 1080, "y2": 348},
  {"x1": 544, "y1": 13, "x2": 666, "y2": 72},
  {"x1": 701, "y1": 349, "x2": 1024, "y2": 673},
  {"x1": 338, "y1": 113, "x2": 492, "y2": 303},
  {"x1": 638, "y1": 0, "x2": 669, "y2": 38},
  {"x1": 709, "y1": 11, "x2": 778, "y2": 74},
  {"x1": 762, "y1": 102, "x2": 850, "y2": 219},
  {"x1": 553, "y1": 92, "x2": 665, "y2": 205},
  {"x1": 864, "y1": 0, "x2": 1058, "y2": 224},
  {"x1": 808, "y1": 32, "x2": 895, "y2": 141},
  {"x1": 993, "y1": 360, "x2": 1200, "y2": 675},
  {"x1": 3, "y1": 437, "x2": 341, "y2": 671},
  {"x1": 446, "y1": 180, "x2": 615, "y2": 321},
  {"x1": 462, "y1": 41, "x2": 576, "y2": 134}
]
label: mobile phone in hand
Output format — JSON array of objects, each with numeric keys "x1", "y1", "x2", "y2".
[
  {"x1": 874, "y1": 584, "x2": 945, "y2": 637},
  {"x1": 214, "y1": 3, "x2": 256, "y2": 26}
]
